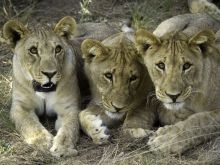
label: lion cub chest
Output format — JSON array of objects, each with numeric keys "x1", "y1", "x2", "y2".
[{"x1": 36, "y1": 92, "x2": 57, "y2": 117}]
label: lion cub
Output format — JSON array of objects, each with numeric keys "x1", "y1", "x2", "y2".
[
  {"x1": 188, "y1": 0, "x2": 220, "y2": 21},
  {"x1": 3, "y1": 16, "x2": 80, "y2": 157},
  {"x1": 135, "y1": 29, "x2": 220, "y2": 154},
  {"x1": 79, "y1": 33, "x2": 156, "y2": 144}
]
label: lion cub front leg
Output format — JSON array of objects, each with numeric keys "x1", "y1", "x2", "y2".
[
  {"x1": 50, "y1": 109, "x2": 79, "y2": 157},
  {"x1": 79, "y1": 105, "x2": 110, "y2": 145},
  {"x1": 11, "y1": 104, "x2": 53, "y2": 150},
  {"x1": 123, "y1": 105, "x2": 156, "y2": 138},
  {"x1": 148, "y1": 110, "x2": 220, "y2": 154}
]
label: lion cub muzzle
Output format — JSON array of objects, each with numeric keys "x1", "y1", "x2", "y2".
[{"x1": 32, "y1": 70, "x2": 58, "y2": 92}]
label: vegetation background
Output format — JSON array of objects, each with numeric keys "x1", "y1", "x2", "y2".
[{"x1": 0, "y1": 0, "x2": 219, "y2": 164}]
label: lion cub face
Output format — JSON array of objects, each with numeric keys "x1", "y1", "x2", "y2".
[
  {"x1": 82, "y1": 36, "x2": 148, "y2": 113},
  {"x1": 15, "y1": 31, "x2": 65, "y2": 92},
  {"x1": 136, "y1": 30, "x2": 215, "y2": 110},
  {"x1": 3, "y1": 16, "x2": 77, "y2": 92}
]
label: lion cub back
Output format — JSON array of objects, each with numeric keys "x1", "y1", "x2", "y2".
[{"x1": 188, "y1": 0, "x2": 220, "y2": 21}]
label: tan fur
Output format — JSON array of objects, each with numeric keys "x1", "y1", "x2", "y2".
[
  {"x1": 188, "y1": 0, "x2": 220, "y2": 21},
  {"x1": 3, "y1": 16, "x2": 80, "y2": 157},
  {"x1": 153, "y1": 0, "x2": 220, "y2": 38},
  {"x1": 75, "y1": 22, "x2": 120, "y2": 43},
  {"x1": 79, "y1": 33, "x2": 156, "y2": 144},
  {"x1": 153, "y1": 13, "x2": 220, "y2": 38},
  {"x1": 135, "y1": 29, "x2": 220, "y2": 154}
]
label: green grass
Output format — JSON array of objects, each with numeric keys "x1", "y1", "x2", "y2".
[{"x1": 0, "y1": 140, "x2": 11, "y2": 154}]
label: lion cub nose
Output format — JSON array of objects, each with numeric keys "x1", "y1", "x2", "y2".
[
  {"x1": 166, "y1": 92, "x2": 181, "y2": 103},
  {"x1": 41, "y1": 71, "x2": 57, "y2": 79}
]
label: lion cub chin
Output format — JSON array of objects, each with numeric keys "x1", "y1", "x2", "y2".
[
  {"x1": 79, "y1": 33, "x2": 156, "y2": 144},
  {"x1": 3, "y1": 16, "x2": 80, "y2": 157}
]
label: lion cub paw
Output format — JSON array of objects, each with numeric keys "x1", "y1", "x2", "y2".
[
  {"x1": 124, "y1": 128, "x2": 153, "y2": 138},
  {"x1": 148, "y1": 125, "x2": 185, "y2": 154},
  {"x1": 81, "y1": 113, "x2": 110, "y2": 145},
  {"x1": 25, "y1": 130, "x2": 53, "y2": 150},
  {"x1": 92, "y1": 125, "x2": 110, "y2": 145},
  {"x1": 50, "y1": 144, "x2": 78, "y2": 158},
  {"x1": 50, "y1": 129, "x2": 78, "y2": 157}
]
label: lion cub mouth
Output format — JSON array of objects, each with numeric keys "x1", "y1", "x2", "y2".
[
  {"x1": 164, "y1": 102, "x2": 184, "y2": 110},
  {"x1": 32, "y1": 80, "x2": 57, "y2": 92}
]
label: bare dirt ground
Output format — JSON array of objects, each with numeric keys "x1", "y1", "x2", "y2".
[{"x1": 0, "y1": 0, "x2": 220, "y2": 164}]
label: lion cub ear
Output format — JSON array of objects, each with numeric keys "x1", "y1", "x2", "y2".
[
  {"x1": 135, "y1": 29, "x2": 160, "y2": 55},
  {"x1": 3, "y1": 20, "x2": 30, "y2": 48},
  {"x1": 189, "y1": 30, "x2": 215, "y2": 54},
  {"x1": 189, "y1": 30, "x2": 215, "y2": 44},
  {"x1": 81, "y1": 39, "x2": 109, "y2": 63},
  {"x1": 54, "y1": 16, "x2": 77, "y2": 40}
]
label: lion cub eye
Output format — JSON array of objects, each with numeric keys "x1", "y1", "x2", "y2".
[
  {"x1": 104, "y1": 72, "x2": 113, "y2": 81},
  {"x1": 130, "y1": 75, "x2": 137, "y2": 82},
  {"x1": 183, "y1": 62, "x2": 192, "y2": 71},
  {"x1": 156, "y1": 62, "x2": 165, "y2": 71},
  {"x1": 29, "y1": 46, "x2": 38, "y2": 55},
  {"x1": 55, "y1": 45, "x2": 62, "y2": 54}
]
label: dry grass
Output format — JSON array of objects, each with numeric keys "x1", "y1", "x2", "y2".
[
  {"x1": 0, "y1": 0, "x2": 220, "y2": 164},
  {"x1": 131, "y1": 0, "x2": 188, "y2": 30},
  {"x1": 0, "y1": 0, "x2": 39, "y2": 25}
]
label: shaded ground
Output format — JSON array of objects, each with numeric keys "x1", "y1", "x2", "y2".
[{"x1": 0, "y1": 0, "x2": 220, "y2": 164}]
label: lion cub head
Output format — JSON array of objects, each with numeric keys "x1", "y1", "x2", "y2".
[
  {"x1": 3, "y1": 16, "x2": 76, "y2": 92},
  {"x1": 81, "y1": 34, "x2": 152, "y2": 114},
  {"x1": 135, "y1": 29, "x2": 216, "y2": 110}
]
